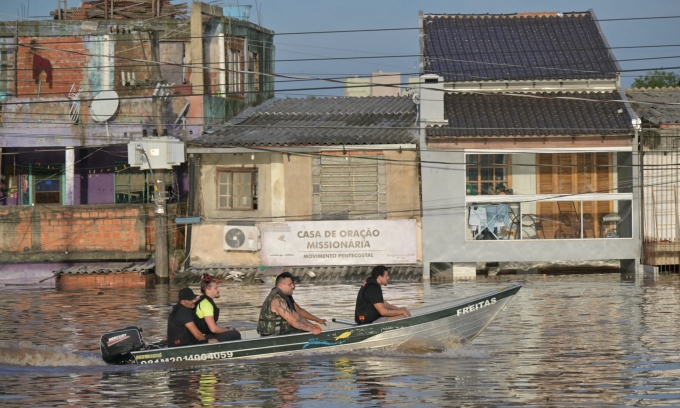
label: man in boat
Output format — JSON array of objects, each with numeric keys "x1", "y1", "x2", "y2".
[
  {"x1": 355, "y1": 265, "x2": 411, "y2": 325},
  {"x1": 195, "y1": 274, "x2": 242, "y2": 342},
  {"x1": 257, "y1": 272, "x2": 324, "y2": 336},
  {"x1": 167, "y1": 287, "x2": 218, "y2": 347}
]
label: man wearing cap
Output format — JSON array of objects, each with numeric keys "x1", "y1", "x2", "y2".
[
  {"x1": 167, "y1": 287, "x2": 218, "y2": 347},
  {"x1": 355, "y1": 265, "x2": 411, "y2": 325}
]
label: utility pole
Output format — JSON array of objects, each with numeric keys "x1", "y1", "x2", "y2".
[{"x1": 147, "y1": 28, "x2": 169, "y2": 281}]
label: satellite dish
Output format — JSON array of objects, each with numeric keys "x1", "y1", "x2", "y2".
[{"x1": 90, "y1": 90, "x2": 119, "y2": 122}]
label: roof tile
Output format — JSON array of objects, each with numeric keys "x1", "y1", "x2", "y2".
[
  {"x1": 422, "y1": 11, "x2": 618, "y2": 82},
  {"x1": 193, "y1": 97, "x2": 417, "y2": 147},
  {"x1": 625, "y1": 87, "x2": 680, "y2": 124},
  {"x1": 427, "y1": 91, "x2": 633, "y2": 137}
]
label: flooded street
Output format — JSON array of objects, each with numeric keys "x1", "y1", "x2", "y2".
[{"x1": 1, "y1": 273, "x2": 680, "y2": 406}]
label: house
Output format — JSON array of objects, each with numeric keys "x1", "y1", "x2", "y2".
[
  {"x1": 625, "y1": 87, "x2": 680, "y2": 270},
  {"x1": 344, "y1": 71, "x2": 402, "y2": 97},
  {"x1": 184, "y1": 96, "x2": 422, "y2": 278},
  {"x1": 417, "y1": 10, "x2": 640, "y2": 279},
  {"x1": 0, "y1": 1, "x2": 274, "y2": 280}
]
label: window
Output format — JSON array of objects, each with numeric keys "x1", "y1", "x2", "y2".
[
  {"x1": 229, "y1": 49, "x2": 241, "y2": 93},
  {"x1": 249, "y1": 51, "x2": 259, "y2": 92},
  {"x1": 114, "y1": 163, "x2": 173, "y2": 204},
  {"x1": 9, "y1": 164, "x2": 65, "y2": 205},
  {"x1": 226, "y1": 36, "x2": 245, "y2": 97},
  {"x1": 464, "y1": 152, "x2": 632, "y2": 241},
  {"x1": 312, "y1": 155, "x2": 386, "y2": 220},
  {"x1": 34, "y1": 167, "x2": 62, "y2": 204},
  {"x1": 466, "y1": 154, "x2": 510, "y2": 195},
  {"x1": 217, "y1": 169, "x2": 257, "y2": 210},
  {"x1": 0, "y1": 37, "x2": 14, "y2": 96}
]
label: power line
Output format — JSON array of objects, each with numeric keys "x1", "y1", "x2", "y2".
[{"x1": 274, "y1": 15, "x2": 680, "y2": 35}]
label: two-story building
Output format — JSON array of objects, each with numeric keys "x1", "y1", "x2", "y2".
[
  {"x1": 417, "y1": 10, "x2": 640, "y2": 278},
  {"x1": 0, "y1": 2, "x2": 274, "y2": 280}
]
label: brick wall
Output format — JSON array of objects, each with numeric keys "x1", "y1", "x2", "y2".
[
  {"x1": 0, "y1": 204, "x2": 185, "y2": 262},
  {"x1": 41, "y1": 207, "x2": 143, "y2": 252},
  {"x1": 113, "y1": 34, "x2": 157, "y2": 98},
  {"x1": 17, "y1": 37, "x2": 88, "y2": 98},
  {"x1": 56, "y1": 272, "x2": 155, "y2": 289}
]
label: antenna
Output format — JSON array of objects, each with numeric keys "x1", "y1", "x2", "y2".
[
  {"x1": 90, "y1": 90, "x2": 120, "y2": 138},
  {"x1": 90, "y1": 90, "x2": 119, "y2": 122}
]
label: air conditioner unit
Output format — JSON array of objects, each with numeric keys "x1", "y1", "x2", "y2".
[
  {"x1": 223, "y1": 226, "x2": 260, "y2": 251},
  {"x1": 642, "y1": 129, "x2": 661, "y2": 151}
]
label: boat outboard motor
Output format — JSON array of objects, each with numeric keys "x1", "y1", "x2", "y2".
[{"x1": 100, "y1": 326, "x2": 145, "y2": 364}]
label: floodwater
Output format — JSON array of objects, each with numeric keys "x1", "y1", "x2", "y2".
[{"x1": 1, "y1": 273, "x2": 680, "y2": 406}]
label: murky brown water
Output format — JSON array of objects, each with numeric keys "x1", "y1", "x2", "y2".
[{"x1": 1, "y1": 273, "x2": 679, "y2": 406}]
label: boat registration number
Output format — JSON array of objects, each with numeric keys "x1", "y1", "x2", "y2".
[{"x1": 137, "y1": 351, "x2": 234, "y2": 364}]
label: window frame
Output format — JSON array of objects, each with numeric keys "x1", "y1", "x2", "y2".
[
  {"x1": 0, "y1": 36, "x2": 15, "y2": 97},
  {"x1": 466, "y1": 154, "x2": 511, "y2": 196},
  {"x1": 15, "y1": 163, "x2": 64, "y2": 205},
  {"x1": 215, "y1": 167, "x2": 258, "y2": 211},
  {"x1": 227, "y1": 37, "x2": 245, "y2": 97}
]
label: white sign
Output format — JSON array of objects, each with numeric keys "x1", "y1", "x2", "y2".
[{"x1": 260, "y1": 219, "x2": 417, "y2": 266}]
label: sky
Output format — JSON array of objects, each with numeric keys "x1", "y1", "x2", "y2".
[{"x1": 1, "y1": 0, "x2": 679, "y2": 97}]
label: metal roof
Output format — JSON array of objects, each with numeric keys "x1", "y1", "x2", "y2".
[
  {"x1": 427, "y1": 91, "x2": 633, "y2": 137},
  {"x1": 422, "y1": 11, "x2": 619, "y2": 82},
  {"x1": 625, "y1": 88, "x2": 680, "y2": 124},
  {"x1": 191, "y1": 97, "x2": 418, "y2": 147}
]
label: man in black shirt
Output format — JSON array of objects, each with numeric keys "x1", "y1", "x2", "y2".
[
  {"x1": 355, "y1": 265, "x2": 411, "y2": 325},
  {"x1": 167, "y1": 287, "x2": 218, "y2": 347}
]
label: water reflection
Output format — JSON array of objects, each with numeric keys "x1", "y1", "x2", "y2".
[{"x1": 2, "y1": 275, "x2": 680, "y2": 405}]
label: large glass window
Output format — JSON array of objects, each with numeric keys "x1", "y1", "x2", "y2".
[
  {"x1": 465, "y1": 151, "x2": 633, "y2": 241},
  {"x1": 217, "y1": 169, "x2": 257, "y2": 210},
  {"x1": 466, "y1": 200, "x2": 632, "y2": 241}
]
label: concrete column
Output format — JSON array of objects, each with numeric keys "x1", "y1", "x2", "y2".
[
  {"x1": 154, "y1": 170, "x2": 169, "y2": 281},
  {"x1": 65, "y1": 147, "x2": 74, "y2": 205},
  {"x1": 418, "y1": 74, "x2": 445, "y2": 138},
  {"x1": 270, "y1": 153, "x2": 285, "y2": 220},
  {"x1": 418, "y1": 75, "x2": 445, "y2": 281},
  {"x1": 190, "y1": 2, "x2": 223, "y2": 96}
]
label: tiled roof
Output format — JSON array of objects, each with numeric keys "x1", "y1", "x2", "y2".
[
  {"x1": 179, "y1": 264, "x2": 423, "y2": 284},
  {"x1": 192, "y1": 97, "x2": 417, "y2": 147},
  {"x1": 427, "y1": 91, "x2": 633, "y2": 137},
  {"x1": 54, "y1": 261, "x2": 155, "y2": 275},
  {"x1": 422, "y1": 11, "x2": 618, "y2": 82},
  {"x1": 625, "y1": 87, "x2": 680, "y2": 124}
]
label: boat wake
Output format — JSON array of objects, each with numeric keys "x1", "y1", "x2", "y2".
[
  {"x1": 0, "y1": 341, "x2": 104, "y2": 366},
  {"x1": 336, "y1": 337, "x2": 491, "y2": 360}
]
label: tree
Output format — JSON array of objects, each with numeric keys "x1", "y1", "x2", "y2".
[{"x1": 631, "y1": 70, "x2": 680, "y2": 88}]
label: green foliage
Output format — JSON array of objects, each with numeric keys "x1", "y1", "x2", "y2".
[{"x1": 631, "y1": 70, "x2": 680, "y2": 89}]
